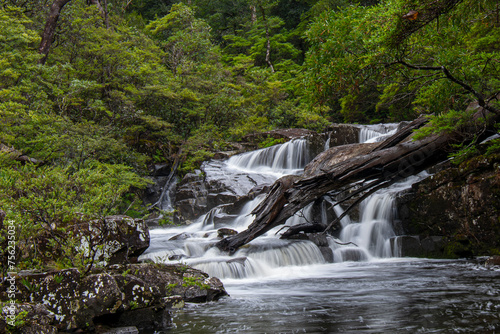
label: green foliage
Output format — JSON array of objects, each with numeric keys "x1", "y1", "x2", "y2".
[
  {"x1": 485, "y1": 138, "x2": 500, "y2": 157},
  {"x1": 182, "y1": 276, "x2": 210, "y2": 290},
  {"x1": 0, "y1": 160, "x2": 148, "y2": 271},
  {"x1": 5, "y1": 309, "x2": 28, "y2": 332},
  {"x1": 1, "y1": 0, "x2": 498, "y2": 271},
  {"x1": 258, "y1": 136, "x2": 286, "y2": 148},
  {"x1": 302, "y1": 0, "x2": 500, "y2": 125}
]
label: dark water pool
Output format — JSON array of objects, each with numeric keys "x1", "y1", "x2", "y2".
[{"x1": 164, "y1": 259, "x2": 500, "y2": 333}]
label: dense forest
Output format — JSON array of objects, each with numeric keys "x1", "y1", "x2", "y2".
[{"x1": 0, "y1": 0, "x2": 499, "y2": 271}]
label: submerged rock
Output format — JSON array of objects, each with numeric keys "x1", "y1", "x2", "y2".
[
  {"x1": 0, "y1": 264, "x2": 227, "y2": 332},
  {"x1": 485, "y1": 255, "x2": 500, "y2": 267}
]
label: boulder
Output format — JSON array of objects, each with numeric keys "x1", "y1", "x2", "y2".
[
  {"x1": 396, "y1": 153, "x2": 500, "y2": 257},
  {"x1": 0, "y1": 263, "x2": 227, "y2": 332},
  {"x1": 174, "y1": 169, "x2": 209, "y2": 223},
  {"x1": 217, "y1": 228, "x2": 238, "y2": 238},
  {"x1": 327, "y1": 124, "x2": 360, "y2": 146},
  {"x1": 485, "y1": 255, "x2": 500, "y2": 267},
  {"x1": 76, "y1": 215, "x2": 150, "y2": 266}
]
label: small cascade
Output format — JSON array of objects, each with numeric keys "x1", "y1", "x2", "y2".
[
  {"x1": 339, "y1": 192, "x2": 397, "y2": 258},
  {"x1": 324, "y1": 137, "x2": 330, "y2": 150},
  {"x1": 332, "y1": 173, "x2": 428, "y2": 260},
  {"x1": 226, "y1": 138, "x2": 310, "y2": 176},
  {"x1": 358, "y1": 123, "x2": 399, "y2": 143},
  {"x1": 158, "y1": 176, "x2": 177, "y2": 211}
]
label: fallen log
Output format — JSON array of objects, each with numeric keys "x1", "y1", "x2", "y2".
[{"x1": 217, "y1": 107, "x2": 499, "y2": 254}]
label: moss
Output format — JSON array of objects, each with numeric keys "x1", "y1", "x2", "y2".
[{"x1": 444, "y1": 237, "x2": 474, "y2": 259}]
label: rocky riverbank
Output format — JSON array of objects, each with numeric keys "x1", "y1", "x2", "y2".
[
  {"x1": 396, "y1": 152, "x2": 500, "y2": 258},
  {"x1": 0, "y1": 214, "x2": 227, "y2": 333}
]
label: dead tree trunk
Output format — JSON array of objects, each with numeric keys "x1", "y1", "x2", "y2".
[
  {"x1": 217, "y1": 108, "x2": 500, "y2": 254},
  {"x1": 257, "y1": 2, "x2": 275, "y2": 73},
  {"x1": 38, "y1": 0, "x2": 73, "y2": 65}
]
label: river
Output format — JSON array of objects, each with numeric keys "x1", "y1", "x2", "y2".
[
  {"x1": 142, "y1": 125, "x2": 500, "y2": 333},
  {"x1": 167, "y1": 259, "x2": 500, "y2": 333}
]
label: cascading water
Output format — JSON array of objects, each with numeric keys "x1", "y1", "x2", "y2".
[
  {"x1": 226, "y1": 138, "x2": 310, "y2": 176},
  {"x1": 141, "y1": 128, "x2": 425, "y2": 280},
  {"x1": 141, "y1": 138, "x2": 329, "y2": 279},
  {"x1": 358, "y1": 123, "x2": 399, "y2": 143},
  {"x1": 141, "y1": 128, "x2": 500, "y2": 334}
]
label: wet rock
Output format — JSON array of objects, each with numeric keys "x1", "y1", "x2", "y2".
[
  {"x1": 396, "y1": 153, "x2": 500, "y2": 257},
  {"x1": 143, "y1": 176, "x2": 168, "y2": 206},
  {"x1": 392, "y1": 236, "x2": 423, "y2": 257},
  {"x1": 217, "y1": 228, "x2": 238, "y2": 238},
  {"x1": 1, "y1": 263, "x2": 227, "y2": 332},
  {"x1": 96, "y1": 307, "x2": 172, "y2": 332},
  {"x1": 389, "y1": 235, "x2": 446, "y2": 258},
  {"x1": 169, "y1": 232, "x2": 192, "y2": 240},
  {"x1": 102, "y1": 326, "x2": 140, "y2": 334},
  {"x1": 174, "y1": 170, "x2": 209, "y2": 223},
  {"x1": 327, "y1": 124, "x2": 360, "y2": 146},
  {"x1": 485, "y1": 255, "x2": 500, "y2": 267},
  {"x1": 420, "y1": 236, "x2": 444, "y2": 254}
]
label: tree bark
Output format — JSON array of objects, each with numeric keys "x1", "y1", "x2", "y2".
[
  {"x1": 38, "y1": 0, "x2": 73, "y2": 65},
  {"x1": 216, "y1": 108, "x2": 500, "y2": 254}
]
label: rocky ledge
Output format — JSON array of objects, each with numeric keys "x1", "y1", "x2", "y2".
[
  {"x1": 0, "y1": 263, "x2": 228, "y2": 333},
  {"x1": 396, "y1": 152, "x2": 500, "y2": 258}
]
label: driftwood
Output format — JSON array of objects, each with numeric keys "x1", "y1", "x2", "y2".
[
  {"x1": 217, "y1": 108, "x2": 499, "y2": 254},
  {"x1": 279, "y1": 222, "x2": 324, "y2": 239}
]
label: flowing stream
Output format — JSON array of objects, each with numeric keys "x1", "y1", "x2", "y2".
[{"x1": 141, "y1": 128, "x2": 500, "y2": 333}]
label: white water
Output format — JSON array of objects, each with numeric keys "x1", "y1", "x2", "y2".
[
  {"x1": 358, "y1": 123, "x2": 399, "y2": 143},
  {"x1": 141, "y1": 128, "x2": 428, "y2": 280},
  {"x1": 226, "y1": 138, "x2": 309, "y2": 176}
]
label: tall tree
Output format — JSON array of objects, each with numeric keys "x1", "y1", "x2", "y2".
[{"x1": 38, "y1": 0, "x2": 73, "y2": 64}]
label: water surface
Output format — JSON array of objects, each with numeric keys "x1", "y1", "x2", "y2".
[{"x1": 168, "y1": 259, "x2": 500, "y2": 333}]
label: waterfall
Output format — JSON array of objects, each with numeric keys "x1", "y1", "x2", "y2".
[
  {"x1": 358, "y1": 123, "x2": 399, "y2": 143},
  {"x1": 339, "y1": 192, "x2": 397, "y2": 258},
  {"x1": 226, "y1": 138, "x2": 310, "y2": 176},
  {"x1": 333, "y1": 173, "x2": 428, "y2": 260},
  {"x1": 140, "y1": 130, "x2": 429, "y2": 279}
]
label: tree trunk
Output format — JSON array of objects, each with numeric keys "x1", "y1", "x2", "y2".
[
  {"x1": 38, "y1": 0, "x2": 73, "y2": 65},
  {"x1": 216, "y1": 108, "x2": 500, "y2": 254},
  {"x1": 257, "y1": 2, "x2": 275, "y2": 73}
]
